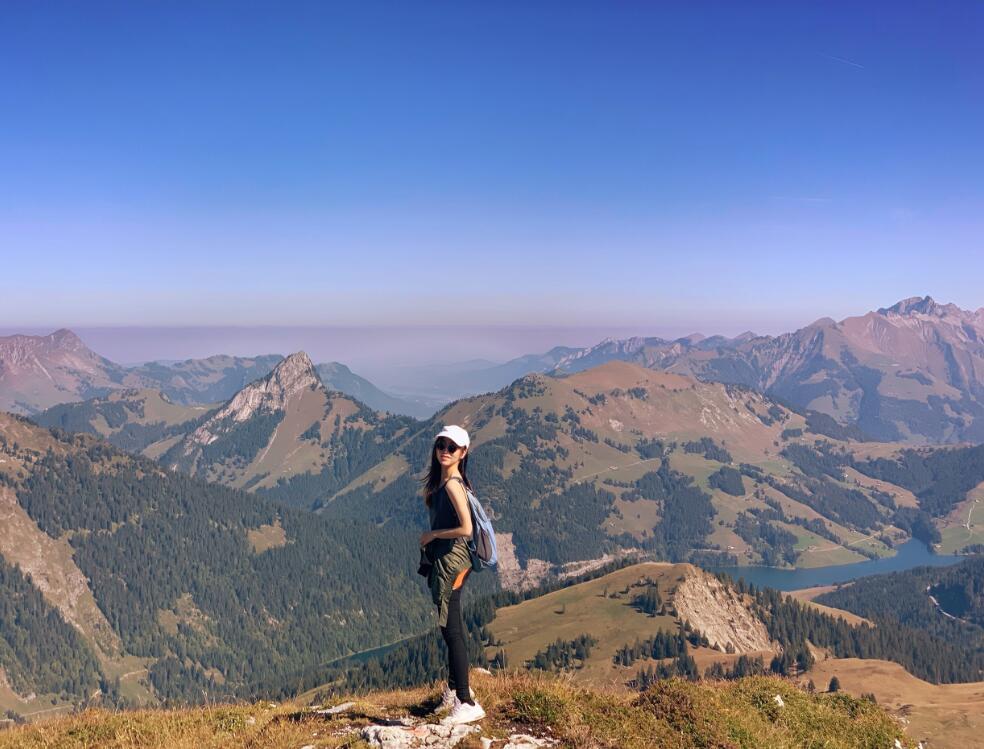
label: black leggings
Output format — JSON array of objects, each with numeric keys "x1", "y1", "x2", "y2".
[{"x1": 440, "y1": 584, "x2": 473, "y2": 703}]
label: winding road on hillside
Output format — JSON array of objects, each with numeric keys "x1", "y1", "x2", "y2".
[{"x1": 926, "y1": 585, "x2": 970, "y2": 625}]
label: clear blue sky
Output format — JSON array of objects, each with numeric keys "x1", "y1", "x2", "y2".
[{"x1": 2, "y1": 1, "x2": 982, "y2": 334}]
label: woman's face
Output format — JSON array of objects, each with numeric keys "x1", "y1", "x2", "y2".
[{"x1": 435, "y1": 438, "x2": 465, "y2": 468}]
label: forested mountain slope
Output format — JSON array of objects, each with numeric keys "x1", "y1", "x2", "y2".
[
  {"x1": 29, "y1": 353, "x2": 981, "y2": 580},
  {"x1": 816, "y1": 557, "x2": 984, "y2": 654},
  {"x1": 157, "y1": 352, "x2": 417, "y2": 503},
  {"x1": 32, "y1": 352, "x2": 417, "y2": 508},
  {"x1": 0, "y1": 412, "x2": 432, "y2": 710},
  {"x1": 322, "y1": 360, "x2": 960, "y2": 584},
  {"x1": 32, "y1": 388, "x2": 215, "y2": 454}
]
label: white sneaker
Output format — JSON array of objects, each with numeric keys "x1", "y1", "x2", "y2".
[
  {"x1": 437, "y1": 685, "x2": 474, "y2": 713},
  {"x1": 440, "y1": 696, "x2": 486, "y2": 725}
]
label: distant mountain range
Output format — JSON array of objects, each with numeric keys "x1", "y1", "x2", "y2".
[
  {"x1": 7, "y1": 295, "x2": 984, "y2": 444},
  {"x1": 27, "y1": 304, "x2": 984, "y2": 578},
  {"x1": 34, "y1": 352, "x2": 416, "y2": 503},
  {"x1": 546, "y1": 296, "x2": 984, "y2": 445},
  {"x1": 0, "y1": 329, "x2": 432, "y2": 418},
  {"x1": 385, "y1": 296, "x2": 984, "y2": 444}
]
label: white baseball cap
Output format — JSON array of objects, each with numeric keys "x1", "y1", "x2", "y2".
[{"x1": 434, "y1": 424, "x2": 470, "y2": 449}]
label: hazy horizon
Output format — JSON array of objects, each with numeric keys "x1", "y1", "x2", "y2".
[
  {"x1": 0, "y1": 321, "x2": 775, "y2": 376},
  {"x1": 0, "y1": 289, "x2": 974, "y2": 377}
]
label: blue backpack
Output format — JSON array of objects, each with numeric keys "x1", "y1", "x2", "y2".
[{"x1": 464, "y1": 487, "x2": 498, "y2": 571}]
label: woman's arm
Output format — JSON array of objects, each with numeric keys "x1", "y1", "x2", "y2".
[{"x1": 420, "y1": 479, "x2": 473, "y2": 544}]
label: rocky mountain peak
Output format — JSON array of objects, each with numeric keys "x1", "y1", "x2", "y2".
[
  {"x1": 0, "y1": 328, "x2": 88, "y2": 357},
  {"x1": 879, "y1": 295, "x2": 965, "y2": 319},
  {"x1": 191, "y1": 351, "x2": 322, "y2": 435},
  {"x1": 47, "y1": 328, "x2": 86, "y2": 350},
  {"x1": 241, "y1": 350, "x2": 321, "y2": 407},
  {"x1": 271, "y1": 350, "x2": 319, "y2": 385},
  {"x1": 804, "y1": 316, "x2": 836, "y2": 329},
  {"x1": 0, "y1": 329, "x2": 102, "y2": 377}
]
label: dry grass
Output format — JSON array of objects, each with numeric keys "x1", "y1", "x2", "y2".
[
  {"x1": 246, "y1": 519, "x2": 288, "y2": 553},
  {"x1": 0, "y1": 670, "x2": 905, "y2": 749},
  {"x1": 486, "y1": 563, "x2": 682, "y2": 689},
  {"x1": 0, "y1": 700, "x2": 365, "y2": 749},
  {"x1": 786, "y1": 588, "x2": 872, "y2": 627},
  {"x1": 804, "y1": 657, "x2": 984, "y2": 749}
]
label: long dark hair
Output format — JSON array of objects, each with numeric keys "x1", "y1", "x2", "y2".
[{"x1": 422, "y1": 438, "x2": 471, "y2": 507}]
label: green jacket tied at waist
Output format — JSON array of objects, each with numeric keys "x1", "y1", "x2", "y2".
[{"x1": 426, "y1": 537, "x2": 471, "y2": 628}]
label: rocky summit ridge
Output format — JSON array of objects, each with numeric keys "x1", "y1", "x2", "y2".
[
  {"x1": 185, "y1": 351, "x2": 321, "y2": 448},
  {"x1": 0, "y1": 329, "x2": 125, "y2": 414},
  {"x1": 879, "y1": 295, "x2": 984, "y2": 320},
  {"x1": 545, "y1": 296, "x2": 984, "y2": 443}
]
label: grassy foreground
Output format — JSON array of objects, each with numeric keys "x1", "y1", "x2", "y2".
[{"x1": 0, "y1": 671, "x2": 905, "y2": 749}]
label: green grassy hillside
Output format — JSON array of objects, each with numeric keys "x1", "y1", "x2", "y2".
[
  {"x1": 324, "y1": 361, "x2": 952, "y2": 580},
  {"x1": 32, "y1": 357, "x2": 979, "y2": 576}
]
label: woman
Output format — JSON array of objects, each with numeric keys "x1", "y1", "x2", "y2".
[{"x1": 418, "y1": 424, "x2": 486, "y2": 725}]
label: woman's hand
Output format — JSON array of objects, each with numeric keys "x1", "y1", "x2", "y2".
[{"x1": 419, "y1": 530, "x2": 435, "y2": 547}]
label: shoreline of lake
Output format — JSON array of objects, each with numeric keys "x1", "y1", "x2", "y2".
[{"x1": 709, "y1": 538, "x2": 964, "y2": 591}]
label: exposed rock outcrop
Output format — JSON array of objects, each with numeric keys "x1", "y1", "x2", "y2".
[
  {"x1": 185, "y1": 351, "x2": 321, "y2": 448},
  {"x1": 673, "y1": 567, "x2": 775, "y2": 653}
]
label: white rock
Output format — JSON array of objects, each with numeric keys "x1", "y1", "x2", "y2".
[
  {"x1": 360, "y1": 721, "x2": 480, "y2": 748},
  {"x1": 504, "y1": 734, "x2": 557, "y2": 749},
  {"x1": 773, "y1": 694, "x2": 785, "y2": 708}
]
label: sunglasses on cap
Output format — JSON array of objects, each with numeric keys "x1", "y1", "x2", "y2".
[{"x1": 435, "y1": 439, "x2": 461, "y2": 453}]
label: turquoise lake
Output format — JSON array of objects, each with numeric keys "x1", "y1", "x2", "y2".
[{"x1": 710, "y1": 539, "x2": 964, "y2": 591}]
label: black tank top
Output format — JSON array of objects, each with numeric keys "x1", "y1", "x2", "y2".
[
  {"x1": 429, "y1": 478, "x2": 466, "y2": 531},
  {"x1": 426, "y1": 478, "x2": 466, "y2": 560}
]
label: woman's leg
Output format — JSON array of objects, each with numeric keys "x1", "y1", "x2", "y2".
[{"x1": 439, "y1": 570, "x2": 473, "y2": 704}]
